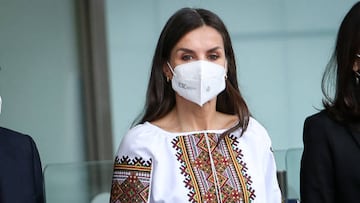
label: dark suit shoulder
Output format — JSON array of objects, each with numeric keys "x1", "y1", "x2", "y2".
[
  {"x1": 305, "y1": 110, "x2": 330, "y2": 124},
  {"x1": 304, "y1": 110, "x2": 341, "y2": 131},
  {"x1": 303, "y1": 110, "x2": 339, "y2": 144},
  {"x1": 0, "y1": 126, "x2": 33, "y2": 145},
  {"x1": 0, "y1": 127, "x2": 36, "y2": 158},
  {"x1": 0, "y1": 127, "x2": 44, "y2": 203},
  {"x1": 303, "y1": 110, "x2": 351, "y2": 148}
]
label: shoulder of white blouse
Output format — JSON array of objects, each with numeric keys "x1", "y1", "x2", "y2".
[
  {"x1": 116, "y1": 123, "x2": 161, "y2": 156},
  {"x1": 243, "y1": 117, "x2": 272, "y2": 145}
]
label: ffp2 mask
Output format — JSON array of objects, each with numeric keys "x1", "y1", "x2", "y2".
[{"x1": 167, "y1": 60, "x2": 226, "y2": 106}]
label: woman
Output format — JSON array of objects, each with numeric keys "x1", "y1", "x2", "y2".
[
  {"x1": 110, "y1": 8, "x2": 281, "y2": 203},
  {"x1": 300, "y1": 2, "x2": 360, "y2": 202}
]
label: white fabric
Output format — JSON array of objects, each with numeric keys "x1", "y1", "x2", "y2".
[
  {"x1": 113, "y1": 117, "x2": 281, "y2": 203},
  {"x1": 168, "y1": 60, "x2": 226, "y2": 106}
]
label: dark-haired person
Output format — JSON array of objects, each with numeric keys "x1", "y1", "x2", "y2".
[
  {"x1": 110, "y1": 8, "x2": 281, "y2": 203},
  {"x1": 300, "y1": 2, "x2": 360, "y2": 203}
]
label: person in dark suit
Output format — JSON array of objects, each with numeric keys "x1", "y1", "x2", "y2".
[
  {"x1": 300, "y1": 2, "x2": 360, "y2": 203},
  {"x1": 0, "y1": 126, "x2": 44, "y2": 203}
]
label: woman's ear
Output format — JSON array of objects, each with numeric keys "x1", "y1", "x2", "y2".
[
  {"x1": 163, "y1": 62, "x2": 173, "y2": 80},
  {"x1": 355, "y1": 54, "x2": 360, "y2": 72},
  {"x1": 354, "y1": 61, "x2": 359, "y2": 72}
]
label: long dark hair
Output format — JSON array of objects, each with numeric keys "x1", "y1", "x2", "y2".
[
  {"x1": 322, "y1": 2, "x2": 360, "y2": 127},
  {"x1": 137, "y1": 8, "x2": 250, "y2": 135}
]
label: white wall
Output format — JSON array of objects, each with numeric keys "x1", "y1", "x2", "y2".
[
  {"x1": 0, "y1": 0, "x2": 355, "y2": 166},
  {"x1": 106, "y1": 2, "x2": 358, "y2": 199},
  {"x1": 0, "y1": 0, "x2": 85, "y2": 166},
  {"x1": 106, "y1": 0, "x2": 357, "y2": 152}
]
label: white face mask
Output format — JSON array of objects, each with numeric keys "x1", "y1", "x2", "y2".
[
  {"x1": 0, "y1": 96, "x2": 2, "y2": 115},
  {"x1": 167, "y1": 60, "x2": 226, "y2": 106}
]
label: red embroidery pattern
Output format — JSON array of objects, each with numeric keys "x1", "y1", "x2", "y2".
[
  {"x1": 172, "y1": 133, "x2": 255, "y2": 203},
  {"x1": 110, "y1": 156, "x2": 152, "y2": 203}
]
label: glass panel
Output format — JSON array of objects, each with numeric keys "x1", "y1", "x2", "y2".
[
  {"x1": 274, "y1": 149, "x2": 287, "y2": 171},
  {"x1": 285, "y1": 148, "x2": 303, "y2": 201},
  {"x1": 43, "y1": 160, "x2": 113, "y2": 203},
  {"x1": 273, "y1": 149, "x2": 287, "y2": 201}
]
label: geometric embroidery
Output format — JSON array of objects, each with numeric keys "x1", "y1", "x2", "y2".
[
  {"x1": 171, "y1": 133, "x2": 256, "y2": 203},
  {"x1": 110, "y1": 156, "x2": 152, "y2": 203}
]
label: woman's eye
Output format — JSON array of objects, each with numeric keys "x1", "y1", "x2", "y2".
[
  {"x1": 208, "y1": 54, "x2": 219, "y2": 60},
  {"x1": 181, "y1": 55, "x2": 193, "y2": 61}
]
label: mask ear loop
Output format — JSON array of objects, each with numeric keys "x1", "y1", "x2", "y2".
[
  {"x1": 167, "y1": 62, "x2": 176, "y2": 74},
  {"x1": 355, "y1": 54, "x2": 360, "y2": 85},
  {"x1": 355, "y1": 70, "x2": 360, "y2": 85},
  {"x1": 166, "y1": 62, "x2": 176, "y2": 82},
  {"x1": 224, "y1": 60, "x2": 228, "y2": 80}
]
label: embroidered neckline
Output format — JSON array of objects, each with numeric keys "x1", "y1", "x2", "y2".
[{"x1": 171, "y1": 133, "x2": 256, "y2": 202}]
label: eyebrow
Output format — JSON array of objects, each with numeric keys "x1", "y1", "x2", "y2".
[{"x1": 175, "y1": 46, "x2": 223, "y2": 54}]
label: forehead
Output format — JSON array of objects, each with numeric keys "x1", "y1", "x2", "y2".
[{"x1": 173, "y1": 26, "x2": 224, "y2": 51}]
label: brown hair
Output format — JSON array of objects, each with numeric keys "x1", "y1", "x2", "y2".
[
  {"x1": 322, "y1": 2, "x2": 360, "y2": 128},
  {"x1": 136, "y1": 8, "x2": 251, "y2": 136}
]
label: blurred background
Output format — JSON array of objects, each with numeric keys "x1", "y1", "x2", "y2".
[{"x1": 0, "y1": 0, "x2": 358, "y2": 202}]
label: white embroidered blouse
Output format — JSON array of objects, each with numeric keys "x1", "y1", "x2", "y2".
[{"x1": 110, "y1": 117, "x2": 281, "y2": 203}]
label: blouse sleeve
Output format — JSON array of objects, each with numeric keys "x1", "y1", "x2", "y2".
[
  {"x1": 110, "y1": 125, "x2": 154, "y2": 203},
  {"x1": 264, "y1": 146, "x2": 282, "y2": 203},
  {"x1": 247, "y1": 118, "x2": 282, "y2": 203},
  {"x1": 262, "y1": 133, "x2": 282, "y2": 203}
]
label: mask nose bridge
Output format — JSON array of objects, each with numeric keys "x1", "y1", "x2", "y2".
[
  {"x1": 199, "y1": 60, "x2": 206, "y2": 79},
  {"x1": 199, "y1": 62, "x2": 204, "y2": 103}
]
